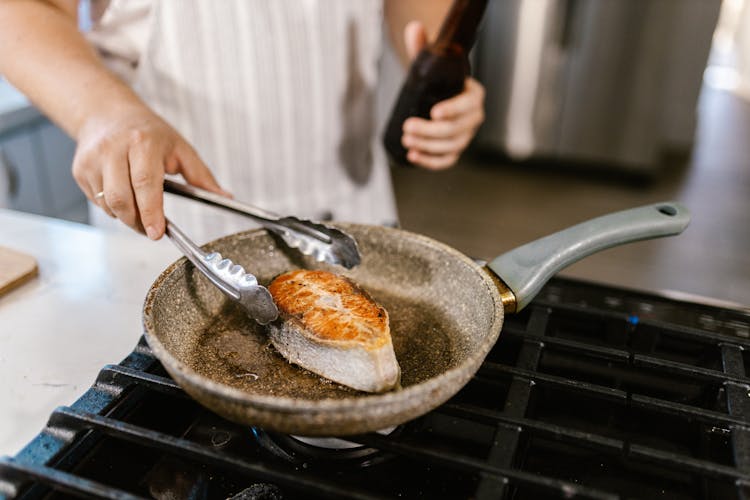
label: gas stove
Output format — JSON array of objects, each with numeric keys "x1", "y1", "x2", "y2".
[{"x1": 1, "y1": 277, "x2": 749, "y2": 499}]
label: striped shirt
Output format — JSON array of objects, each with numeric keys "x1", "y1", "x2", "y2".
[{"x1": 87, "y1": 0, "x2": 398, "y2": 243}]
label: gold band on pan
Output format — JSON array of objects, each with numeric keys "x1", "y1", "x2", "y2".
[{"x1": 483, "y1": 266, "x2": 517, "y2": 314}]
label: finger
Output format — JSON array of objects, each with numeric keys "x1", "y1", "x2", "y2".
[
  {"x1": 102, "y1": 159, "x2": 141, "y2": 232},
  {"x1": 406, "y1": 149, "x2": 458, "y2": 170},
  {"x1": 403, "y1": 21, "x2": 427, "y2": 61},
  {"x1": 173, "y1": 142, "x2": 231, "y2": 197},
  {"x1": 128, "y1": 137, "x2": 166, "y2": 240},
  {"x1": 430, "y1": 79, "x2": 485, "y2": 120},
  {"x1": 402, "y1": 131, "x2": 473, "y2": 155},
  {"x1": 85, "y1": 178, "x2": 116, "y2": 218},
  {"x1": 92, "y1": 183, "x2": 116, "y2": 218},
  {"x1": 403, "y1": 109, "x2": 484, "y2": 140},
  {"x1": 75, "y1": 158, "x2": 116, "y2": 218}
]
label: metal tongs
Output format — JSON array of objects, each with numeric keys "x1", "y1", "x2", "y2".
[
  {"x1": 162, "y1": 179, "x2": 361, "y2": 325},
  {"x1": 165, "y1": 218, "x2": 280, "y2": 324}
]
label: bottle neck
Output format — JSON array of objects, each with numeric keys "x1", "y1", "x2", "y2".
[{"x1": 432, "y1": 0, "x2": 488, "y2": 53}]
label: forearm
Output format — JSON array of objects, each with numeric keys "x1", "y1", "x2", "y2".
[{"x1": 0, "y1": 0, "x2": 146, "y2": 139}]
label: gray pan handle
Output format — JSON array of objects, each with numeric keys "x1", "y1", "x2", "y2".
[{"x1": 487, "y1": 202, "x2": 690, "y2": 312}]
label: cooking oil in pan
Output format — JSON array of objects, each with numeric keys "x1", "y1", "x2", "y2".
[{"x1": 183, "y1": 288, "x2": 459, "y2": 399}]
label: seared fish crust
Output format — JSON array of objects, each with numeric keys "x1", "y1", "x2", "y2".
[{"x1": 268, "y1": 269, "x2": 401, "y2": 392}]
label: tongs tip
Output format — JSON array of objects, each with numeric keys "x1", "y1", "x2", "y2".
[{"x1": 277, "y1": 217, "x2": 362, "y2": 270}]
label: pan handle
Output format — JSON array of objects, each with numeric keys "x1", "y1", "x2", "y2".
[{"x1": 487, "y1": 202, "x2": 690, "y2": 312}]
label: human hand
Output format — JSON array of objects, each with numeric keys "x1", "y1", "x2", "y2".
[
  {"x1": 72, "y1": 105, "x2": 229, "y2": 240},
  {"x1": 400, "y1": 21, "x2": 485, "y2": 170}
]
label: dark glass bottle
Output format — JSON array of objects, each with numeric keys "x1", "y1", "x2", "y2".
[{"x1": 383, "y1": 0, "x2": 488, "y2": 167}]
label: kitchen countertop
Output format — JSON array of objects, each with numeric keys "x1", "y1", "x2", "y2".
[{"x1": 0, "y1": 209, "x2": 180, "y2": 456}]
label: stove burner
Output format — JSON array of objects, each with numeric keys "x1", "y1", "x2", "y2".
[
  {"x1": 146, "y1": 455, "x2": 283, "y2": 500},
  {"x1": 251, "y1": 426, "x2": 400, "y2": 468},
  {"x1": 227, "y1": 484, "x2": 284, "y2": 500},
  {"x1": 145, "y1": 456, "x2": 208, "y2": 500}
]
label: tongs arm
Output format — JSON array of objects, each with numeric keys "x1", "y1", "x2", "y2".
[
  {"x1": 165, "y1": 218, "x2": 279, "y2": 325},
  {"x1": 164, "y1": 180, "x2": 314, "y2": 236},
  {"x1": 163, "y1": 180, "x2": 360, "y2": 269}
]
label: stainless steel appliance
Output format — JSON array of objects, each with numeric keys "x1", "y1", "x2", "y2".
[{"x1": 474, "y1": 0, "x2": 722, "y2": 173}]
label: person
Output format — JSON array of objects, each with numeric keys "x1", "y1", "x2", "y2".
[{"x1": 0, "y1": 0, "x2": 485, "y2": 243}]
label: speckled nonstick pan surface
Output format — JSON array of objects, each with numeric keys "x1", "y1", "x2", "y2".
[
  {"x1": 143, "y1": 203, "x2": 690, "y2": 436},
  {"x1": 144, "y1": 224, "x2": 502, "y2": 436}
]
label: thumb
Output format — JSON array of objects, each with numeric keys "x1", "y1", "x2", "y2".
[{"x1": 403, "y1": 21, "x2": 427, "y2": 62}]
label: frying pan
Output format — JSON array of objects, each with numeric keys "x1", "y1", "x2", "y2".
[{"x1": 143, "y1": 202, "x2": 689, "y2": 436}]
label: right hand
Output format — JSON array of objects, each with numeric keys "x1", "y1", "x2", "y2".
[
  {"x1": 399, "y1": 21, "x2": 485, "y2": 170},
  {"x1": 72, "y1": 105, "x2": 229, "y2": 240}
]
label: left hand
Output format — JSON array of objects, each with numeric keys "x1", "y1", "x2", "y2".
[{"x1": 401, "y1": 21, "x2": 486, "y2": 170}]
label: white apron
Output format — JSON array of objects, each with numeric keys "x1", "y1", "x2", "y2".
[{"x1": 87, "y1": 0, "x2": 398, "y2": 243}]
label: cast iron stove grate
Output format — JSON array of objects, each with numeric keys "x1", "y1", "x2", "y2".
[{"x1": 2, "y1": 277, "x2": 750, "y2": 499}]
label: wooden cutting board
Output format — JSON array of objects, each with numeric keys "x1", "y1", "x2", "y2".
[{"x1": 0, "y1": 246, "x2": 38, "y2": 297}]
